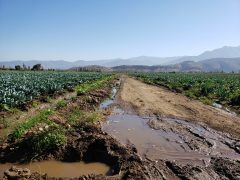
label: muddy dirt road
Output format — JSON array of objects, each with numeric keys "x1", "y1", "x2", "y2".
[
  {"x1": 120, "y1": 77, "x2": 240, "y2": 139},
  {"x1": 102, "y1": 76, "x2": 240, "y2": 179}
]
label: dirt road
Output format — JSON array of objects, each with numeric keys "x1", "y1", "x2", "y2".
[
  {"x1": 120, "y1": 77, "x2": 240, "y2": 139},
  {"x1": 102, "y1": 76, "x2": 240, "y2": 179}
]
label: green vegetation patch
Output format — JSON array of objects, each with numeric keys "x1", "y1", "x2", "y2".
[
  {"x1": 75, "y1": 76, "x2": 113, "y2": 96},
  {"x1": 55, "y1": 99, "x2": 67, "y2": 109},
  {"x1": 63, "y1": 107, "x2": 104, "y2": 125},
  {"x1": 30, "y1": 124, "x2": 66, "y2": 153},
  {"x1": 0, "y1": 71, "x2": 113, "y2": 109},
  {"x1": 12, "y1": 109, "x2": 53, "y2": 140}
]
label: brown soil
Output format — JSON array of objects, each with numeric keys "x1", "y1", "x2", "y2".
[
  {"x1": 0, "y1": 123, "x2": 150, "y2": 180},
  {"x1": 120, "y1": 77, "x2": 240, "y2": 139},
  {"x1": 1, "y1": 77, "x2": 240, "y2": 180}
]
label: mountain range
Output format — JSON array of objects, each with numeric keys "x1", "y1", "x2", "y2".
[{"x1": 0, "y1": 45, "x2": 240, "y2": 72}]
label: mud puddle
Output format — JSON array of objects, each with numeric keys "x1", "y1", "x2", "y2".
[
  {"x1": 102, "y1": 103, "x2": 240, "y2": 166},
  {"x1": 99, "y1": 87, "x2": 117, "y2": 109},
  {"x1": 0, "y1": 160, "x2": 111, "y2": 178},
  {"x1": 102, "y1": 107, "x2": 208, "y2": 165}
]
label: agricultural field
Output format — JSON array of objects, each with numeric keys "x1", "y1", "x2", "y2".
[
  {"x1": 131, "y1": 72, "x2": 240, "y2": 109},
  {"x1": 0, "y1": 71, "x2": 112, "y2": 110},
  {"x1": 1, "y1": 72, "x2": 240, "y2": 179}
]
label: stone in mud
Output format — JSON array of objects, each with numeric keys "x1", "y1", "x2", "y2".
[{"x1": 4, "y1": 166, "x2": 31, "y2": 179}]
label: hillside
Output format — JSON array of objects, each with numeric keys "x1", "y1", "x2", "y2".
[
  {"x1": 0, "y1": 46, "x2": 240, "y2": 70},
  {"x1": 112, "y1": 58, "x2": 240, "y2": 72}
]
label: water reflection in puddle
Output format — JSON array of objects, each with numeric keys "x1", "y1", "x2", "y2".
[
  {"x1": 102, "y1": 106, "x2": 240, "y2": 165},
  {"x1": 102, "y1": 107, "x2": 205, "y2": 163},
  {"x1": 100, "y1": 85, "x2": 240, "y2": 166}
]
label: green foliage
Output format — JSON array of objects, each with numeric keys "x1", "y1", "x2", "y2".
[
  {"x1": 64, "y1": 107, "x2": 83, "y2": 125},
  {"x1": 32, "y1": 101, "x2": 39, "y2": 108},
  {"x1": 56, "y1": 99, "x2": 67, "y2": 109},
  {"x1": 83, "y1": 111, "x2": 104, "y2": 123},
  {"x1": 64, "y1": 107, "x2": 104, "y2": 125},
  {"x1": 12, "y1": 109, "x2": 53, "y2": 140},
  {"x1": 0, "y1": 104, "x2": 10, "y2": 111},
  {"x1": 75, "y1": 76, "x2": 112, "y2": 96},
  {"x1": 131, "y1": 72, "x2": 240, "y2": 107},
  {"x1": 0, "y1": 71, "x2": 113, "y2": 108},
  {"x1": 30, "y1": 124, "x2": 66, "y2": 153},
  {"x1": 231, "y1": 93, "x2": 240, "y2": 106},
  {"x1": 46, "y1": 96, "x2": 52, "y2": 103}
]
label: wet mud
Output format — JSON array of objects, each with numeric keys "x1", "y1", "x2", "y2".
[
  {"x1": 1, "y1": 77, "x2": 240, "y2": 179},
  {"x1": 101, "y1": 77, "x2": 240, "y2": 179},
  {"x1": 0, "y1": 123, "x2": 150, "y2": 179}
]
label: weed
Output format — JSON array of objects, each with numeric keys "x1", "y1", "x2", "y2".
[
  {"x1": 32, "y1": 101, "x2": 39, "y2": 108},
  {"x1": 30, "y1": 124, "x2": 66, "y2": 153},
  {"x1": 64, "y1": 107, "x2": 104, "y2": 125},
  {"x1": 199, "y1": 96, "x2": 213, "y2": 105},
  {"x1": 56, "y1": 99, "x2": 67, "y2": 109},
  {"x1": 83, "y1": 111, "x2": 104, "y2": 123},
  {"x1": 0, "y1": 104, "x2": 10, "y2": 111},
  {"x1": 64, "y1": 107, "x2": 83, "y2": 125},
  {"x1": 46, "y1": 96, "x2": 52, "y2": 103}
]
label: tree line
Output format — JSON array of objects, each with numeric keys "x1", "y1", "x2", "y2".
[{"x1": 0, "y1": 64, "x2": 54, "y2": 71}]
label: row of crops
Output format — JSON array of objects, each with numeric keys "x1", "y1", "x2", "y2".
[
  {"x1": 131, "y1": 72, "x2": 240, "y2": 107},
  {"x1": 0, "y1": 71, "x2": 112, "y2": 109}
]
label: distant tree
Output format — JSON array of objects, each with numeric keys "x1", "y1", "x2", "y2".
[
  {"x1": 23, "y1": 63, "x2": 27, "y2": 70},
  {"x1": 31, "y1": 64, "x2": 43, "y2": 71},
  {"x1": 15, "y1": 65, "x2": 21, "y2": 70}
]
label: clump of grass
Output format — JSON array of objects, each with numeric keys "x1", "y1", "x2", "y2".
[
  {"x1": 30, "y1": 124, "x2": 66, "y2": 153},
  {"x1": 64, "y1": 107, "x2": 104, "y2": 125},
  {"x1": 12, "y1": 108, "x2": 53, "y2": 140},
  {"x1": 32, "y1": 101, "x2": 39, "y2": 108},
  {"x1": 64, "y1": 107, "x2": 83, "y2": 125},
  {"x1": 0, "y1": 104, "x2": 10, "y2": 111},
  {"x1": 83, "y1": 111, "x2": 104, "y2": 123},
  {"x1": 0, "y1": 118, "x2": 9, "y2": 128},
  {"x1": 199, "y1": 96, "x2": 213, "y2": 105},
  {"x1": 46, "y1": 96, "x2": 52, "y2": 103},
  {"x1": 56, "y1": 99, "x2": 67, "y2": 109}
]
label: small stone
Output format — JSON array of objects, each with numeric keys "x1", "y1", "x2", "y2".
[{"x1": 39, "y1": 127, "x2": 43, "y2": 131}]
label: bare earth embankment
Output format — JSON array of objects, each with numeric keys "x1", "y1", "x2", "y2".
[{"x1": 120, "y1": 77, "x2": 240, "y2": 139}]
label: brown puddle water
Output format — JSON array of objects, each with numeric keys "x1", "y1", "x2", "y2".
[
  {"x1": 0, "y1": 160, "x2": 112, "y2": 178},
  {"x1": 102, "y1": 106, "x2": 240, "y2": 166}
]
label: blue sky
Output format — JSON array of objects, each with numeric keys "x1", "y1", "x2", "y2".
[{"x1": 0, "y1": 0, "x2": 239, "y2": 61}]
